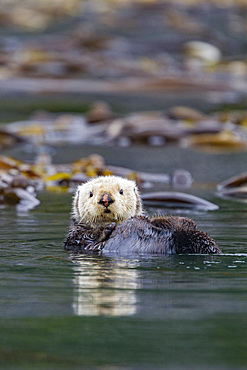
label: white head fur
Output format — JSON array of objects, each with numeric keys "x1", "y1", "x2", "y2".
[{"x1": 72, "y1": 175, "x2": 143, "y2": 226}]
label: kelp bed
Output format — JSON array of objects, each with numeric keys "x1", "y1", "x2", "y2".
[
  {"x1": 1, "y1": 103, "x2": 247, "y2": 211},
  {"x1": 0, "y1": 0, "x2": 247, "y2": 210}
]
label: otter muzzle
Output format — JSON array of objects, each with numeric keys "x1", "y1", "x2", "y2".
[{"x1": 99, "y1": 193, "x2": 114, "y2": 208}]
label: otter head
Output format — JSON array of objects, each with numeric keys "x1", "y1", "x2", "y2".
[{"x1": 72, "y1": 175, "x2": 143, "y2": 226}]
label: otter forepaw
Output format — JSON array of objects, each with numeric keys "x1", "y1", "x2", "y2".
[{"x1": 104, "y1": 222, "x2": 116, "y2": 238}]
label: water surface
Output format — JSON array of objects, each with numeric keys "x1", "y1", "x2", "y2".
[{"x1": 1, "y1": 164, "x2": 247, "y2": 368}]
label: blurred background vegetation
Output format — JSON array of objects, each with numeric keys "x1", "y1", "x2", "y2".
[{"x1": 0, "y1": 0, "x2": 247, "y2": 208}]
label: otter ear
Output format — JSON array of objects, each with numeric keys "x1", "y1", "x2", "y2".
[
  {"x1": 72, "y1": 188, "x2": 81, "y2": 223},
  {"x1": 134, "y1": 186, "x2": 143, "y2": 216}
]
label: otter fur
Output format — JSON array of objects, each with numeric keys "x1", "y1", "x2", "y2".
[{"x1": 64, "y1": 176, "x2": 221, "y2": 255}]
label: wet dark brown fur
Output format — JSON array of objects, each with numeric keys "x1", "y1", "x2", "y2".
[{"x1": 64, "y1": 215, "x2": 221, "y2": 255}]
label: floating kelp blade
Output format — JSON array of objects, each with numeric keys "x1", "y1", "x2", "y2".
[
  {"x1": 183, "y1": 131, "x2": 247, "y2": 152},
  {"x1": 0, "y1": 129, "x2": 25, "y2": 148},
  {"x1": 3, "y1": 188, "x2": 40, "y2": 211},
  {"x1": 217, "y1": 187, "x2": 247, "y2": 201},
  {"x1": 218, "y1": 186, "x2": 247, "y2": 201},
  {"x1": 217, "y1": 172, "x2": 247, "y2": 191},
  {"x1": 141, "y1": 192, "x2": 219, "y2": 211}
]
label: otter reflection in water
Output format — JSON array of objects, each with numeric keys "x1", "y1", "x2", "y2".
[
  {"x1": 71, "y1": 254, "x2": 140, "y2": 316},
  {"x1": 64, "y1": 176, "x2": 221, "y2": 255}
]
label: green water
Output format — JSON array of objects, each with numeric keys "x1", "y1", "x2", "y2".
[
  {"x1": 1, "y1": 1, "x2": 247, "y2": 367},
  {"x1": 1, "y1": 145, "x2": 247, "y2": 369}
]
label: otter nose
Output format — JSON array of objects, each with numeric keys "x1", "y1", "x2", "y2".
[{"x1": 99, "y1": 193, "x2": 114, "y2": 208}]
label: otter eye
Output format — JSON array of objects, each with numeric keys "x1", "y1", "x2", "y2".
[
  {"x1": 89, "y1": 191, "x2": 93, "y2": 197},
  {"x1": 119, "y1": 189, "x2": 123, "y2": 195}
]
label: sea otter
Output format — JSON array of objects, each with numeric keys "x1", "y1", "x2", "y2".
[{"x1": 64, "y1": 176, "x2": 221, "y2": 255}]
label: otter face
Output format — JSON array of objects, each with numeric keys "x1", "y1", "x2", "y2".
[{"x1": 72, "y1": 176, "x2": 143, "y2": 225}]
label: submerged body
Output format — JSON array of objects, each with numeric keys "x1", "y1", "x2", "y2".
[{"x1": 64, "y1": 176, "x2": 221, "y2": 255}]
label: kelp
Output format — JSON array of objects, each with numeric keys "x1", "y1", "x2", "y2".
[
  {"x1": 0, "y1": 151, "x2": 221, "y2": 212},
  {"x1": 183, "y1": 130, "x2": 247, "y2": 152},
  {"x1": 0, "y1": 129, "x2": 25, "y2": 149},
  {"x1": 217, "y1": 172, "x2": 247, "y2": 202},
  {"x1": 0, "y1": 153, "x2": 193, "y2": 210},
  {"x1": 3, "y1": 106, "x2": 247, "y2": 151},
  {"x1": 141, "y1": 191, "x2": 218, "y2": 211},
  {"x1": 0, "y1": 1, "x2": 246, "y2": 97},
  {"x1": 0, "y1": 171, "x2": 40, "y2": 211}
]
